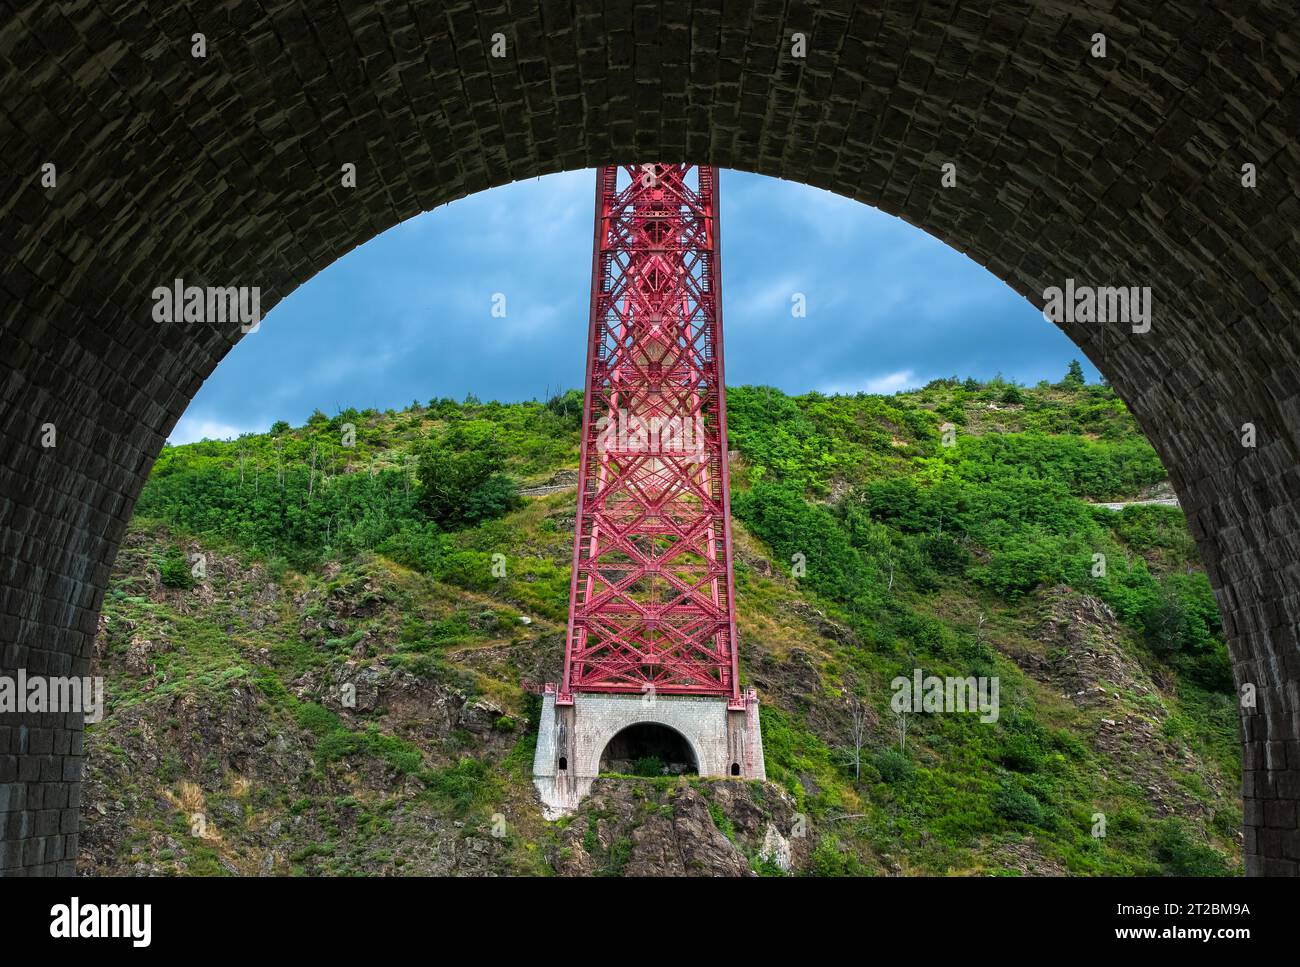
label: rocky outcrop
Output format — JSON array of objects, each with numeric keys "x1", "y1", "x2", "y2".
[
  {"x1": 1009, "y1": 586, "x2": 1228, "y2": 823},
  {"x1": 291, "y1": 659, "x2": 511, "y2": 751},
  {"x1": 551, "y1": 779, "x2": 810, "y2": 876},
  {"x1": 1030, "y1": 587, "x2": 1153, "y2": 707}
]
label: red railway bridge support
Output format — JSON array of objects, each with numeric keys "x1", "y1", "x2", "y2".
[{"x1": 533, "y1": 164, "x2": 763, "y2": 815}]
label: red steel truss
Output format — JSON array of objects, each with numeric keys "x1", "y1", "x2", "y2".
[{"x1": 560, "y1": 164, "x2": 742, "y2": 706}]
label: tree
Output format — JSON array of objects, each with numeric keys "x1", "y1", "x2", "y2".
[
  {"x1": 545, "y1": 388, "x2": 584, "y2": 428},
  {"x1": 894, "y1": 705, "x2": 910, "y2": 752},
  {"x1": 415, "y1": 424, "x2": 519, "y2": 528},
  {"x1": 270, "y1": 420, "x2": 290, "y2": 436},
  {"x1": 844, "y1": 690, "x2": 872, "y2": 780},
  {"x1": 1064, "y1": 359, "x2": 1085, "y2": 385}
]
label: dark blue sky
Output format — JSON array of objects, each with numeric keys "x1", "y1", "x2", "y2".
[{"x1": 171, "y1": 169, "x2": 1098, "y2": 444}]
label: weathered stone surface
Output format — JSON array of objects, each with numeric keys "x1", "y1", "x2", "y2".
[
  {"x1": 551, "y1": 778, "x2": 809, "y2": 876},
  {"x1": 2, "y1": 0, "x2": 1300, "y2": 875}
]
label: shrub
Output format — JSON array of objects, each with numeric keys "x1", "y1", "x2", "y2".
[
  {"x1": 294, "y1": 701, "x2": 339, "y2": 736},
  {"x1": 873, "y1": 747, "x2": 915, "y2": 784},
  {"x1": 1110, "y1": 504, "x2": 1196, "y2": 559},
  {"x1": 632, "y1": 756, "x2": 664, "y2": 777},
  {"x1": 461, "y1": 472, "x2": 520, "y2": 525},
  {"x1": 158, "y1": 547, "x2": 195, "y2": 589},
  {"x1": 732, "y1": 483, "x2": 880, "y2": 607},
  {"x1": 811, "y1": 835, "x2": 868, "y2": 876},
  {"x1": 998, "y1": 733, "x2": 1046, "y2": 773},
  {"x1": 1154, "y1": 820, "x2": 1233, "y2": 876},
  {"x1": 920, "y1": 534, "x2": 969, "y2": 573},
  {"x1": 992, "y1": 783, "x2": 1046, "y2": 826}
]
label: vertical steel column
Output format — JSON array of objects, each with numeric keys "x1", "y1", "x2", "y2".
[{"x1": 560, "y1": 164, "x2": 740, "y2": 703}]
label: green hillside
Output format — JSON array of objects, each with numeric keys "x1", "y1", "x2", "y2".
[{"x1": 80, "y1": 371, "x2": 1242, "y2": 876}]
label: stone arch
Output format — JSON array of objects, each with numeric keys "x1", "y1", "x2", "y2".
[
  {"x1": 570, "y1": 694, "x2": 727, "y2": 779},
  {"x1": 2, "y1": 1, "x2": 1299, "y2": 874},
  {"x1": 598, "y1": 721, "x2": 701, "y2": 776}
]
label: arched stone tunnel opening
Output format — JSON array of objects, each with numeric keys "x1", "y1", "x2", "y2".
[
  {"x1": 1, "y1": 1, "x2": 1299, "y2": 875},
  {"x1": 599, "y1": 723, "x2": 699, "y2": 777}
]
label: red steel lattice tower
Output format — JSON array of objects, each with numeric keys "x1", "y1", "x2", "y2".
[{"x1": 559, "y1": 164, "x2": 743, "y2": 708}]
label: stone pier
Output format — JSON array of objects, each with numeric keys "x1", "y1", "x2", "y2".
[{"x1": 532, "y1": 690, "x2": 765, "y2": 818}]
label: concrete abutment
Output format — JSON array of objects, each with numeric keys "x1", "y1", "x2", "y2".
[{"x1": 532, "y1": 691, "x2": 765, "y2": 817}]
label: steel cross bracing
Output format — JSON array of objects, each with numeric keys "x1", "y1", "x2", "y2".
[{"x1": 560, "y1": 164, "x2": 742, "y2": 706}]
